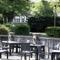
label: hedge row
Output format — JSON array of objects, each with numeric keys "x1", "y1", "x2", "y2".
[
  {"x1": 14, "y1": 24, "x2": 30, "y2": 35},
  {"x1": 0, "y1": 24, "x2": 30, "y2": 35},
  {"x1": 45, "y1": 26, "x2": 60, "y2": 37}
]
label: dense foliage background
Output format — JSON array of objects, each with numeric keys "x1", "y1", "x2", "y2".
[{"x1": 28, "y1": 16, "x2": 60, "y2": 32}]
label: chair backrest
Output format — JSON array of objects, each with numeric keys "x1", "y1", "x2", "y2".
[
  {"x1": 0, "y1": 40, "x2": 2, "y2": 50},
  {"x1": 18, "y1": 38, "x2": 27, "y2": 43},
  {"x1": 21, "y1": 43, "x2": 30, "y2": 51},
  {"x1": 38, "y1": 46, "x2": 43, "y2": 54},
  {"x1": 37, "y1": 41, "x2": 45, "y2": 45}
]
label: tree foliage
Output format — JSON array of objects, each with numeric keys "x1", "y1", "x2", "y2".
[
  {"x1": 30, "y1": 0, "x2": 60, "y2": 17},
  {"x1": 0, "y1": 0, "x2": 30, "y2": 15},
  {"x1": 0, "y1": 0, "x2": 30, "y2": 23},
  {"x1": 50, "y1": 1, "x2": 60, "y2": 17},
  {"x1": 30, "y1": 0, "x2": 53, "y2": 17}
]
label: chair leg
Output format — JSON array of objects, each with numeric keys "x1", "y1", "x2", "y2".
[
  {"x1": 39, "y1": 55, "x2": 40, "y2": 60},
  {"x1": 21, "y1": 53, "x2": 22, "y2": 60},
  {"x1": 31, "y1": 53, "x2": 32, "y2": 58},
  {"x1": 18, "y1": 47, "x2": 20, "y2": 53},
  {"x1": 30, "y1": 48, "x2": 33, "y2": 58},
  {"x1": 29, "y1": 54, "x2": 30, "y2": 60},
  {"x1": 0, "y1": 53, "x2": 1, "y2": 58},
  {"x1": 12, "y1": 48, "x2": 14, "y2": 53},
  {"x1": 21, "y1": 55, "x2": 22, "y2": 60},
  {"x1": 6, "y1": 51, "x2": 8, "y2": 59},
  {"x1": 24, "y1": 54, "x2": 26, "y2": 60}
]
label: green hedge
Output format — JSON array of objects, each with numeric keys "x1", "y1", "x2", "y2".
[
  {"x1": 4, "y1": 23, "x2": 30, "y2": 35},
  {"x1": 45, "y1": 26, "x2": 60, "y2": 37},
  {"x1": 14, "y1": 24, "x2": 30, "y2": 35},
  {"x1": 0, "y1": 24, "x2": 10, "y2": 35}
]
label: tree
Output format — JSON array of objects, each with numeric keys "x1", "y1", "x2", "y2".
[
  {"x1": 30, "y1": 0, "x2": 53, "y2": 17},
  {"x1": 0, "y1": 0, "x2": 30, "y2": 23}
]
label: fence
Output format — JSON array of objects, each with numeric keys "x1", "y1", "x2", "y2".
[{"x1": 0, "y1": 35, "x2": 60, "y2": 51}]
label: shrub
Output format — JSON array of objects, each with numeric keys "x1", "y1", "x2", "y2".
[
  {"x1": 4, "y1": 24, "x2": 30, "y2": 35},
  {"x1": 0, "y1": 24, "x2": 10, "y2": 35},
  {"x1": 14, "y1": 24, "x2": 30, "y2": 35},
  {"x1": 4, "y1": 23, "x2": 15, "y2": 32},
  {"x1": 4, "y1": 23, "x2": 11, "y2": 27},
  {"x1": 10, "y1": 24, "x2": 16, "y2": 32},
  {"x1": 45, "y1": 26, "x2": 60, "y2": 37}
]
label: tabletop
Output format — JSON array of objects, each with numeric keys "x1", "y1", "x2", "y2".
[
  {"x1": 2, "y1": 41, "x2": 20, "y2": 43},
  {"x1": 52, "y1": 50, "x2": 60, "y2": 53},
  {"x1": 30, "y1": 44, "x2": 45, "y2": 47},
  {"x1": 2, "y1": 41, "x2": 21, "y2": 45}
]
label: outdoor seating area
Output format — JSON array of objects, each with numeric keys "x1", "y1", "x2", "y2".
[
  {"x1": 0, "y1": 0, "x2": 60, "y2": 60},
  {"x1": 0, "y1": 35, "x2": 60, "y2": 60}
]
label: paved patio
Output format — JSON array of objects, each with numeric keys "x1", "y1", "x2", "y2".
[
  {"x1": 1, "y1": 46, "x2": 51, "y2": 60},
  {"x1": 2, "y1": 54, "x2": 51, "y2": 60}
]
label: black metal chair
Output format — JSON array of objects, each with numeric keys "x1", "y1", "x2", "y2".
[
  {"x1": 48, "y1": 42, "x2": 60, "y2": 59},
  {"x1": 0, "y1": 40, "x2": 9, "y2": 50},
  {"x1": 54, "y1": 43, "x2": 60, "y2": 60},
  {"x1": 0, "y1": 40, "x2": 8, "y2": 59},
  {"x1": 37, "y1": 46, "x2": 50, "y2": 60},
  {"x1": 37, "y1": 46, "x2": 45, "y2": 60},
  {"x1": 21, "y1": 43, "x2": 34, "y2": 60}
]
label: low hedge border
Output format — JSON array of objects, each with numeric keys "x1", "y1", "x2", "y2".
[{"x1": 45, "y1": 26, "x2": 60, "y2": 37}]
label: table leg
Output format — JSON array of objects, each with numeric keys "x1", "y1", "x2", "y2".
[
  {"x1": 10, "y1": 44, "x2": 11, "y2": 55},
  {"x1": 6, "y1": 51, "x2": 8, "y2": 59},
  {"x1": 16, "y1": 45, "x2": 18, "y2": 53},
  {"x1": 35, "y1": 47, "x2": 38, "y2": 60},
  {"x1": 0, "y1": 53, "x2": 1, "y2": 58},
  {"x1": 51, "y1": 53, "x2": 55, "y2": 60},
  {"x1": 43, "y1": 46, "x2": 45, "y2": 52}
]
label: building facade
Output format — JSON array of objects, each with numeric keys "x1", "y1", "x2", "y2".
[{"x1": 12, "y1": 16, "x2": 27, "y2": 24}]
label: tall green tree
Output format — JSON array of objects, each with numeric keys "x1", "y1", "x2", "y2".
[
  {"x1": 0, "y1": 0, "x2": 30, "y2": 23},
  {"x1": 50, "y1": 0, "x2": 60, "y2": 17},
  {"x1": 30, "y1": 0, "x2": 53, "y2": 17}
]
